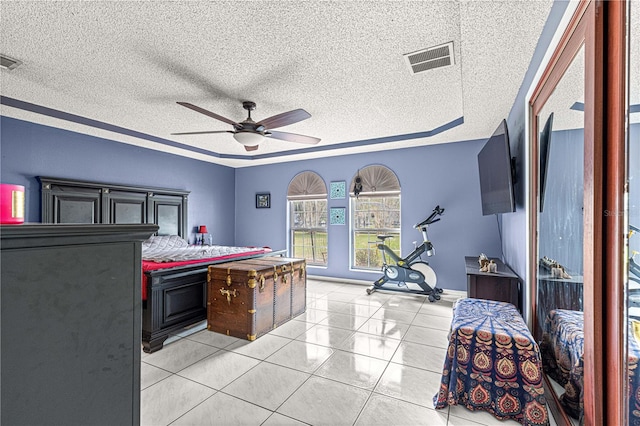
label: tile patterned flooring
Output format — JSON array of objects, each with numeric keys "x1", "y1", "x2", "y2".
[{"x1": 141, "y1": 279, "x2": 553, "y2": 425}]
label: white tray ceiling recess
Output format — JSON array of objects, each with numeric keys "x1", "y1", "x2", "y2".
[{"x1": 0, "y1": 1, "x2": 552, "y2": 168}]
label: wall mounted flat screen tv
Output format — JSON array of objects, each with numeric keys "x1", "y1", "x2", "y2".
[
  {"x1": 477, "y1": 119, "x2": 516, "y2": 215},
  {"x1": 539, "y1": 112, "x2": 554, "y2": 212}
]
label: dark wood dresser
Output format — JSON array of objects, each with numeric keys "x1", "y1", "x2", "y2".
[
  {"x1": 465, "y1": 256, "x2": 521, "y2": 312},
  {"x1": 534, "y1": 269, "x2": 583, "y2": 341},
  {"x1": 1, "y1": 223, "x2": 157, "y2": 425}
]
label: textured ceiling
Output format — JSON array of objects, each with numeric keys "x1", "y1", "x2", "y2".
[{"x1": 0, "y1": 1, "x2": 553, "y2": 168}]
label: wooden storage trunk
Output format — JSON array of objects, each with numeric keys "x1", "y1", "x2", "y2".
[
  {"x1": 207, "y1": 257, "x2": 306, "y2": 340},
  {"x1": 243, "y1": 257, "x2": 307, "y2": 323}
]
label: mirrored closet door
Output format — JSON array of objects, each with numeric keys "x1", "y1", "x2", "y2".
[
  {"x1": 531, "y1": 1, "x2": 633, "y2": 424},
  {"x1": 535, "y1": 43, "x2": 585, "y2": 424},
  {"x1": 529, "y1": 1, "x2": 608, "y2": 423}
]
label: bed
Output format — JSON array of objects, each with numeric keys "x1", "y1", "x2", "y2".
[
  {"x1": 540, "y1": 309, "x2": 640, "y2": 424},
  {"x1": 36, "y1": 177, "x2": 285, "y2": 353},
  {"x1": 141, "y1": 235, "x2": 283, "y2": 353},
  {"x1": 539, "y1": 309, "x2": 584, "y2": 420}
]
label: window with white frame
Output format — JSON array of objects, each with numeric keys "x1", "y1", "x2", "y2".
[
  {"x1": 350, "y1": 165, "x2": 401, "y2": 270},
  {"x1": 288, "y1": 171, "x2": 328, "y2": 266}
]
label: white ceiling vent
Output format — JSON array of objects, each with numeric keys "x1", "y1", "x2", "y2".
[
  {"x1": 404, "y1": 42, "x2": 454, "y2": 75},
  {"x1": 0, "y1": 54, "x2": 22, "y2": 70}
]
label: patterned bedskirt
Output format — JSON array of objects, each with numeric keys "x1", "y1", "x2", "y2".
[
  {"x1": 433, "y1": 298, "x2": 549, "y2": 426},
  {"x1": 541, "y1": 309, "x2": 640, "y2": 424},
  {"x1": 539, "y1": 309, "x2": 584, "y2": 420}
]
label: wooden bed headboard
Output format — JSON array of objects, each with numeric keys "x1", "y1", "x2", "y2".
[{"x1": 38, "y1": 176, "x2": 189, "y2": 238}]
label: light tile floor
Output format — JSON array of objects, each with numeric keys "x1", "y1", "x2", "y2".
[{"x1": 141, "y1": 279, "x2": 557, "y2": 426}]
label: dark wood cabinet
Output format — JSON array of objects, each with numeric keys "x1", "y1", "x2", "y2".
[
  {"x1": 39, "y1": 176, "x2": 189, "y2": 238},
  {"x1": 465, "y1": 256, "x2": 521, "y2": 312},
  {"x1": 534, "y1": 270, "x2": 583, "y2": 341},
  {"x1": 1, "y1": 223, "x2": 157, "y2": 425}
]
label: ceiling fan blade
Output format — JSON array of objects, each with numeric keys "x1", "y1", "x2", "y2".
[
  {"x1": 244, "y1": 145, "x2": 259, "y2": 152},
  {"x1": 177, "y1": 102, "x2": 239, "y2": 127},
  {"x1": 171, "y1": 130, "x2": 233, "y2": 135},
  {"x1": 257, "y1": 109, "x2": 311, "y2": 130},
  {"x1": 267, "y1": 130, "x2": 321, "y2": 145}
]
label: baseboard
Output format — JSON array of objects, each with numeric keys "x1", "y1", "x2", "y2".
[
  {"x1": 307, "y1": 275, "x2": 469, "y2": 298},
  {"x1": 307, "y1": 275, "x2": 371, "y2": 286}
]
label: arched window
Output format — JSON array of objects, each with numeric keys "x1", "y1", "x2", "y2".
[
  {"x1": 350, "y1": 165, "x2": 401, "y2": 270},
  {"x1": 287, "y1": 171, "x2": 328, "y2": 266}
]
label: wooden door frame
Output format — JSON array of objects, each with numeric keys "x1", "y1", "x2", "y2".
[{"x1": 603, "y1": 1, "x2": 627, "y2": 424}]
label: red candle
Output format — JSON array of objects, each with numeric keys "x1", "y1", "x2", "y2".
[{"x1": 0, "y1": 184, "x2": 25, "y2": 224}]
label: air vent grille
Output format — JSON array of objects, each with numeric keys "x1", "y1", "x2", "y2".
[
  {"x1": 0, "y1": 55, "x2": 22, "y2": 70},
  {"x1": 412, "y1": 57, "x2": 451, "y2": 73},
  {"x1": 404, "y1": 42, "x2": 454, "y2": 75}
]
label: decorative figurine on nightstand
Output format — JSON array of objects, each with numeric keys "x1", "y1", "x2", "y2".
[
  {"x1": 540, "y1": 255, "x2": 572, "y2": 279},
  {"x1": 478, "y1": 254, "x2": 497, "y2": 273},
  {"x1": 478, "y1": 253, "x2": 490, "y2": 271}
]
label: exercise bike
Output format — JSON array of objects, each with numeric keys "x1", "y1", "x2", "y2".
[{"x1": 366, "y1": 205, "x2": 445, "y2": 302}]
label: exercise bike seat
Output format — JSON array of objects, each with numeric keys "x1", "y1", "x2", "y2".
[{"x1": 376, "y1": 235, "x2": 394, "y2": 241}]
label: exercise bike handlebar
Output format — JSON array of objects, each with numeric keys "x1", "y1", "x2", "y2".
[{"x1": 414, "y1": 205, "x2": 445, "y2": 229}]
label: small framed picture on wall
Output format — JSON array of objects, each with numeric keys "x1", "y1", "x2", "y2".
[
  {"x1": 256, "y1": 193, "x2": 271, "y2": 209},
  {"x1": 330, "y1": 181, "x2": 346, "y2": 199},
  {"x1": 330, "y1": 207, "x2": 346, "y2": 225}
]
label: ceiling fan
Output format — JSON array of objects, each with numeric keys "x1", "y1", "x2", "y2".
[{"x1": 173, "y1": 101, "x2": 321, "y2": 152}]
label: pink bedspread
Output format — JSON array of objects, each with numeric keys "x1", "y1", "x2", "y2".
[{"x1": 141, "y1": 247, "x2": 271, "y2": 300}]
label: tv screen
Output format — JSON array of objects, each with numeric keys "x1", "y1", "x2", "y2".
[
  {"x1": 539, "y1": 112, "x2": 554, "y2": 212},
  {"x1": 477, "y1": 119, "x2": 515, "y2": 215}
]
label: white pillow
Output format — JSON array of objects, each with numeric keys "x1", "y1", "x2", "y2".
[{"x1": 142, "y1": 235, "x2": 189, "y2": 250}]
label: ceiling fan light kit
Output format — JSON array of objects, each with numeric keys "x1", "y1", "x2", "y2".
[
  {"x1": 234, "y1": 131, "x2": 265, "y2": 146},
  {"x1": 175, "y1": 100, "x2": 320, "y2": 152}
]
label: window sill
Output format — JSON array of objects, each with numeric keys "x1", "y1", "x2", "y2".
[
  {"x1": 349, "y1": 267, "x2": 382, "y2": 274},
  {"x1": 307, "y1": 264, "x2": 328, "y2": 269}
]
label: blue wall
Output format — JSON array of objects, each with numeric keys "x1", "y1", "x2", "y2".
[
  {"x1": 503, "y1": 0, "x2": 571, "y2": 286},
  {"x1": 1, "y1": 119, "x2": 505, "y2": 292},
  {"x1": 630, "y1": 124, "x2": 640, "y2": 258},
  {"x1": 235, "y1": 140, "x2": 503, "y2": 291},
  {"x1": 535, "y1": 124, "x2": 638, "y2": 275},
  {"x1": 0, "y1": 116, "x2": 237, "y2": 245},
  {"x1": 538, "y1": 128, "x2": 584, "y2": 273}
]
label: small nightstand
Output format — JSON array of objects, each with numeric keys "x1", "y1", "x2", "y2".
[{"x1": 464, "y1": 256, "x2": 521, "y2": 312}]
